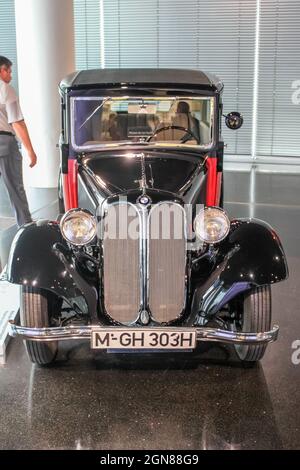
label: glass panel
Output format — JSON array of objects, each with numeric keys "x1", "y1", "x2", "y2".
[{"x1": 71, "y1": 96, "x2": 214, "y2": 151}]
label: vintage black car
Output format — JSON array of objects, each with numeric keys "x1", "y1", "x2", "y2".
[{"x1": 6, "y1": 69, "x2": 288, "y2": 365}]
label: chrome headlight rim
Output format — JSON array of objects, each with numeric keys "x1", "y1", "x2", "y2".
[
  {"x1": 60, "y1": 208, "x2": 97, "y2": 246},
  {"x1": 194, "y1": 206, "x2": 230, "y2": 244}
]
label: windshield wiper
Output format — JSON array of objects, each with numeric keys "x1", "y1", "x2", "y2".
[{"x1": 79, "y1": 97, "x2": 111, "y2": 130}]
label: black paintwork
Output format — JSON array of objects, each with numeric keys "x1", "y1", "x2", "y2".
[
  {"x1": 6, "y1": 221, "x2": 92, "y2": 314},
  {"x1": 189, "y1": 218, "x2": 289, "y2": 324},
  {"x1": 60, "y1": 68, "x2": 223, "y2": 93},
  {"x1": 5, "y1": 70, "x2": 289, "y2": 328},
  {"x1": 219, "y1": 219, "x2": 288, "y2": 285},
  {"x1": 81, "y1": 150, "x2": 207, "y2": 204},
  {"x1": 6, "y1": 196, "x2": 288, "y2": 326},
  {"x1": 59, "y1": 68, "x2": 222, "y2": 169}
]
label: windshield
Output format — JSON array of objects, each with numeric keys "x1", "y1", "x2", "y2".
[{"x1": 71, "y1": 96, "x2": 214, "y2": 151}]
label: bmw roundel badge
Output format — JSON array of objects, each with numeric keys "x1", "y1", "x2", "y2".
[{"x1": 138, "y1": 195, "x2": 151, "y2": 206}]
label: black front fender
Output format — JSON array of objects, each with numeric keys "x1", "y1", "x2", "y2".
[
  {"x1": 191, "y1": 218, "x2": 288, "y2": 322},
  {"x1": 6, "y1": 220, "x2": 97, "y2": 314},
  {"x1": 218, "y1": 218, "x2": 288, "y2": 285}
]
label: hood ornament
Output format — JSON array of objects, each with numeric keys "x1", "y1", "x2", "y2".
[{"x1": 136, "y1": 153, "x2": 152, "y2": 206}]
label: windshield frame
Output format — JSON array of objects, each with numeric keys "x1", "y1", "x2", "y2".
[{"x1": 70, "y1": 95, "x2": 216, "y2": 152}]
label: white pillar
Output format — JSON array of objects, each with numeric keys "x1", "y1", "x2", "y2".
[{"x1": 15, "y1": 0, "x2": 75, "y2": 188}]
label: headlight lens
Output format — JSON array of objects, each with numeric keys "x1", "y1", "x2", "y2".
[
  {"x1": 194, "y1": 207, "x2": 230, "y2": 244},
  {"x1": 60, "y1": 209, "x2": 97, "y2": 246}
]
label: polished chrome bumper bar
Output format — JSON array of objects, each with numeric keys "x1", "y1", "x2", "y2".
[{"x1": 8, "y1": 321, "x2": 279, "y2": 345}]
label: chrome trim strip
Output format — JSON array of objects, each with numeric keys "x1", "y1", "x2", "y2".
[
  {"x1": 9, "y1": 321, "x2": 279, "y2": 345},
  {"x1": 140, "y1": 205, "x2": 148, "y2": 314}
]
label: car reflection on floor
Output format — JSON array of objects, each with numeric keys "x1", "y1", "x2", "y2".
[{"x1": 0, "y1": 337, "x2": 281, "y2": 450}]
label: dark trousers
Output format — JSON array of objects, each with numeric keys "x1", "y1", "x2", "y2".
[{"x1": 0, "y1": 135, "x2": 32, "y2": 227}]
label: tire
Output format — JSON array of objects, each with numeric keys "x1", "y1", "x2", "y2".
[
  {"x1": 233, "y1": 285, "x2": 271, "y2": 363},
  {"x1": 21, "y1": 287, "x2": 60, "y2": 365}
]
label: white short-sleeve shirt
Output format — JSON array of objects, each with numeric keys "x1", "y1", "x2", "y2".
[{"x1": 0, "y1": 78, "x2": 24, "y2": 133}]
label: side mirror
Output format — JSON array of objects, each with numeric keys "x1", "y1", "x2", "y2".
[{"x1": 224, "y1": 112, "x2": 243, "y2": 130}]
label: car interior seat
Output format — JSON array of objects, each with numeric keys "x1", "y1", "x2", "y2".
[{"x1": 199, "y1": 121, "x2": 210, "y2": 144}]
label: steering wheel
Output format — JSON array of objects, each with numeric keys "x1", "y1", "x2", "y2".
[{"x1": 146, "y1": 125, "x2": 200, "y2": 144}]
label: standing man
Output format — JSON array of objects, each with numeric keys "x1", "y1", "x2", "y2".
[{"x1": 0, "y1": 56, "x2": 37, "y2": 227}]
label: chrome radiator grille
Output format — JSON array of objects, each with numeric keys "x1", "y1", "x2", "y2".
[
  {"x1": 103, "y1": 203, "x2": 140, "y2": 323},
  {"x1": 102, "y1": 201, "x2": 186, "y2": 324},
  {"x1": 148, "y1": 203, "x2": 186, "y2": 322}
]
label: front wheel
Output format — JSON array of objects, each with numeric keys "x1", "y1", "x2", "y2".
[
  {"x1": 231, "y1": 285, "x2": 272, "y2": 363},
  {"x1": 21, "y1": 287, "x2": 61, "y2": 365}
]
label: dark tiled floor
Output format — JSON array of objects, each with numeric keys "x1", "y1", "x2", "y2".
[
  {"x1": 0, "y1": 338, "x2": 284, "y2": 450},
  {"x1": 0, "y1": 170, "x2": 300, "y2": 450}
]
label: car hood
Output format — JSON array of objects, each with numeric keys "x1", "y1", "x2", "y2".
[{"x1": 81, "y1": 149, "x2": 206, "y2": 201}]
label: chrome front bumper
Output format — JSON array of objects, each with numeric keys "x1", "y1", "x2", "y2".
[{"x1": 8, "y1": 321, "x2": 279, "y2": 345}]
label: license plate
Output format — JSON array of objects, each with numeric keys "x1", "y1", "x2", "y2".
[{"x1": 91, "y1": 328, "x2": 197, "y2": 350}]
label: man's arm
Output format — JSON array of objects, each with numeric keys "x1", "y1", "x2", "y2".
[
  {"x1": 4, "y1": 83, "x2": 37, "y2": 168},
  {"x1": 12, "y1": 120, "x2": 37, "y2": 167}
]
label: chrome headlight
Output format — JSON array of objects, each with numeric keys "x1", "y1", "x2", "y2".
[
  {"x1": 60, "y1": 209, "x2": 97, "y2": 246},
  {"x1": 194, "y1": 207, "x2": 230, "y2": 244}
]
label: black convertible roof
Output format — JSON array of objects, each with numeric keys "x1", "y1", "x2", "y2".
[{"x1": 60, "y1": 68, "x2": 223, "y2": 92}]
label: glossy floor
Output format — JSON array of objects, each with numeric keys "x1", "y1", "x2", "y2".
[{"x1": 0, "y1": 170, "x2": 299, "y2": 450}]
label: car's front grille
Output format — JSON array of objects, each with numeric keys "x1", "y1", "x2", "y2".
[
  {"x1": 148, "y1": 203, "x2": 186, "y2": 322},
  {"x1": 102, "y1": 203, "x2": 141, "y2": 323},
  {"x1": 102, "y1": 201, "x2": 186, "y2": 324}
]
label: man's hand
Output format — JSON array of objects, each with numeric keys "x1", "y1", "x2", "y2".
[
  {"x1": 12, "y1": 120, "x2": 37, "y2": 167},
  {"x1": 28, "y1": 151, "x2": 37, "y2": 168}
]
